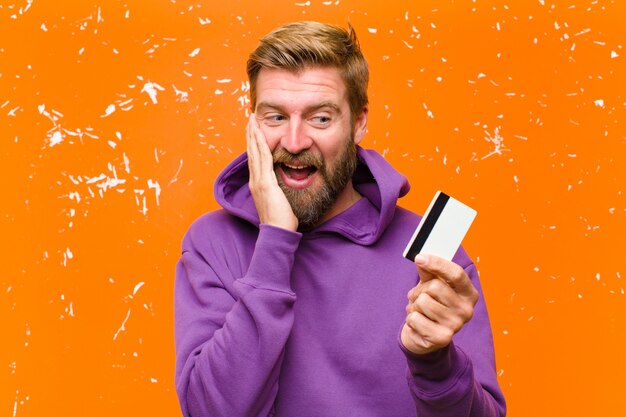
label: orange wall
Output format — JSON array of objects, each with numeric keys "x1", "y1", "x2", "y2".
[{"x1": 2, "y1": 0, "x2": 624, "y2": 416}]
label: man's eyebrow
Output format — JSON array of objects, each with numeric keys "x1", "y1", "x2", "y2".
[
  {"x1": 308, "y1": 102, "x2": 342, "y2": 114},
  {"x1": 256, "y1": 101, "x2": 342, "y2": 114},
  {"x1": 256, "y1": 102, "x2": 282, "y2": 112}
]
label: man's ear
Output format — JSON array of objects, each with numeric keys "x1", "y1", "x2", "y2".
[{"x1": 353, "y1": 106, "x2": 368, "y2": 145}]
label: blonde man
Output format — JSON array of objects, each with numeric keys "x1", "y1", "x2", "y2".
[{"x1": 175, "y1": 22, "x2": 506, "y2": 417}]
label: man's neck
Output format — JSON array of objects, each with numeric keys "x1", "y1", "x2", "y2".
[{"x1": 315, "y1": 180, "x2": 362, "y2": 227}]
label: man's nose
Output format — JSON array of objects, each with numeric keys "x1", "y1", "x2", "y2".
[{"x1": 281, "y1": 119, "x2": 312, "y2": 154}]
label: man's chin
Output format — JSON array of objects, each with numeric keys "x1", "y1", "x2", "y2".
[{"x1": 281, "y1": 183, "x2": 333, "y2": 229}]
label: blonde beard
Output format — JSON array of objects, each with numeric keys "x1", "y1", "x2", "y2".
[{"x1": 274, "y1": 138, "x2": 358, "y2": 230}]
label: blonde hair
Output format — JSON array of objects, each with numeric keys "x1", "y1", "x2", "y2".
[{"x1": 247, "y1": 21, "x2": 369, "y2": 119}]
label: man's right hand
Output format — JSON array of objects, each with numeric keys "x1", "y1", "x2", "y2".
[{"x1": 246, "y1": 113, "x2": 299, "y2": 232}]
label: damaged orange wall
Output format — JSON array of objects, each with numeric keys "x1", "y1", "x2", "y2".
[{"x1": 1, "y1": 0, "x2": 624, "y2": 416}]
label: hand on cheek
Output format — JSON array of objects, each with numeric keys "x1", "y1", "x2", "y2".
[{"x1": 246, "y1": 114, "x2": 298, "y2": 231}]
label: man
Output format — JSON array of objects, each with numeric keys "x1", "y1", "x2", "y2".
[{"x1": 175, "y1": 21, "x2": 506, "y2": 417}]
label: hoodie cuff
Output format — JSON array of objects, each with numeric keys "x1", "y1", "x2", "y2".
[
  {"x1": 398, "y1": 331, "x2": 471, "y2": 396},
  {"x1": 242, "y1": 224, "x2": 302, "y2": 294}
]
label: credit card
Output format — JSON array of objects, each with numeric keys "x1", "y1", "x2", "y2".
[{"x1": 403, "y1": 191, "x2": 477, "y2": 262}]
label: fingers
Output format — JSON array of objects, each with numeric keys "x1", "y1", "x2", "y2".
[
  {"x1": 248, "y1": 114, "x2": 273, "y2": 180},
  {"x1": 245, "y1": 114, "x2": 298, "y2": 231},
  {"x1": 403, "y1": 254, "x2": 479, "y2": 355},
  {"x1": 247, "y1": 114, "x2": 260, "y2": 178},
  {"x1": 414, "y1": 254, "x2": 478, "y2": 299},
  {"x1": 406, "y1": 264, "x2": 477, "y2": 323},
  {"x1": 251, "y1": 115, "x2": 278, "y2": 182},
  {"x1": 406, "y1": 290, "x2": 467, "y2": 333},
  {"x1": 402, "y1": 314, "x2": 454, "y2": 354},
  {"x1": 402, "y1": 287, "x2": 469, "y2": 354},
  {"x1": 408, "y1": 277, "x2": 456, "y2": 306},
  {"x1": 251, "y1": 115, "x2": 273, "y2": 176}
]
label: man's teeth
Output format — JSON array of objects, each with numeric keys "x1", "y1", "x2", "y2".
[{"x1": 285, "y1": 164, "x2": 308, "y2": 170}]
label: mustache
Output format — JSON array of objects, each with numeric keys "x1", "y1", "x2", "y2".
[{"x1": 272, "y1": 148, "x2": 324, "y2": 169}]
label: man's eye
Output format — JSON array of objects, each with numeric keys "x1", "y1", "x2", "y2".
[
  {"x1": 311, "y1": 116, "x2": 331, "y2": 125},
  {"x1": 263, "y1": 114, "x2": 286, "y2": 125}
]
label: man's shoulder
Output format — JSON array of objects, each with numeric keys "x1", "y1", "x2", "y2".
[
  {"x1": 188, "y1": 208, "x2": 238, "y2": 229},
  {"x1": 392, "y1": 205, "x2": 423, "y2": 225},
  {"x1": 182, "y1": 209, "x2": 256, "y2": 250}
]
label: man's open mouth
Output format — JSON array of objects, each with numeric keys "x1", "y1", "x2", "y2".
[{"x1": 280, "y1": 163, "x2": 318, "y2": 181}]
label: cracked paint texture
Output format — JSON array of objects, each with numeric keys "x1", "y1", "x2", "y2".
[{"x1": 1, "y1": 0, "x2": 624, "y2": 416}]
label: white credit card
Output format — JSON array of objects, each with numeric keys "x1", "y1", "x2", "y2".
[{"x1": 403, "y1": 191, "x2": 477, "y2": 262}]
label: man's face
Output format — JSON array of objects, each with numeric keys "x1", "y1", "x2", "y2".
[{"x1": 254, "y1": 66, "x2": 367, "y2": 228}]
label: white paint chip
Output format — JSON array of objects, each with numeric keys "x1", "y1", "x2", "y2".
[
  {"x1": 148, "y1": 179, "x2": 161, "y2": 205},
  {"x1": 123, "y1": 153, "x2": 130, "y2": 173},
  {"x1": 49, "y1": 131, "x2": 63, "y2": 147},
  {"x1": 133, "y1": 282, "x2": 145, "y2": 295},
  {"x1": 141, "y1": 81, "x2": 165, "y2": 104},
  {"x1": 113, "y1": 308, "x2": 131, "y2": 340},
  {"x1": 102, "y1": 104, "x2": 116, "y2": 117}
]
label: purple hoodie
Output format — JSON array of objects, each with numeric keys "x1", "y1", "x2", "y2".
[{"x1": 175, "y1": 147, "x2": 506, "y2": 417}]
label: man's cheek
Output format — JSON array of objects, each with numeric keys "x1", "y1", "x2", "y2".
[{"x1": 261, "y1": 129, "x2": 281, "y2": 152}]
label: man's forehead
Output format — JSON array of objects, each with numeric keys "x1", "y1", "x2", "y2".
[{"x1": 255, "y1": 66, "x2": 348, "y2": 104}]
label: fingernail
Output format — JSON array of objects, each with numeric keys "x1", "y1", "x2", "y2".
[{"x1": 414, "y1": 254, "x2": 428, "y2": 266}]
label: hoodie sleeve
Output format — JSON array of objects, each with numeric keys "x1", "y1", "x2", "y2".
[
  {"x1": 399, "y1": 258, "x2": 507, "y2": 417},
  {"x1": 175, "y1": 221, "x2": 302, "y2": 417}
]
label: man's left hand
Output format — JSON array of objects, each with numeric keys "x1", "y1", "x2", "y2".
[{"x1": 401, "y1": 254, "x2": 479, "y2": 355}]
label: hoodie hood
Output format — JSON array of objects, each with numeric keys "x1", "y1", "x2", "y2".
[{"x1": 214, "y1": 147, "x2": 410, "y2": 245}]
